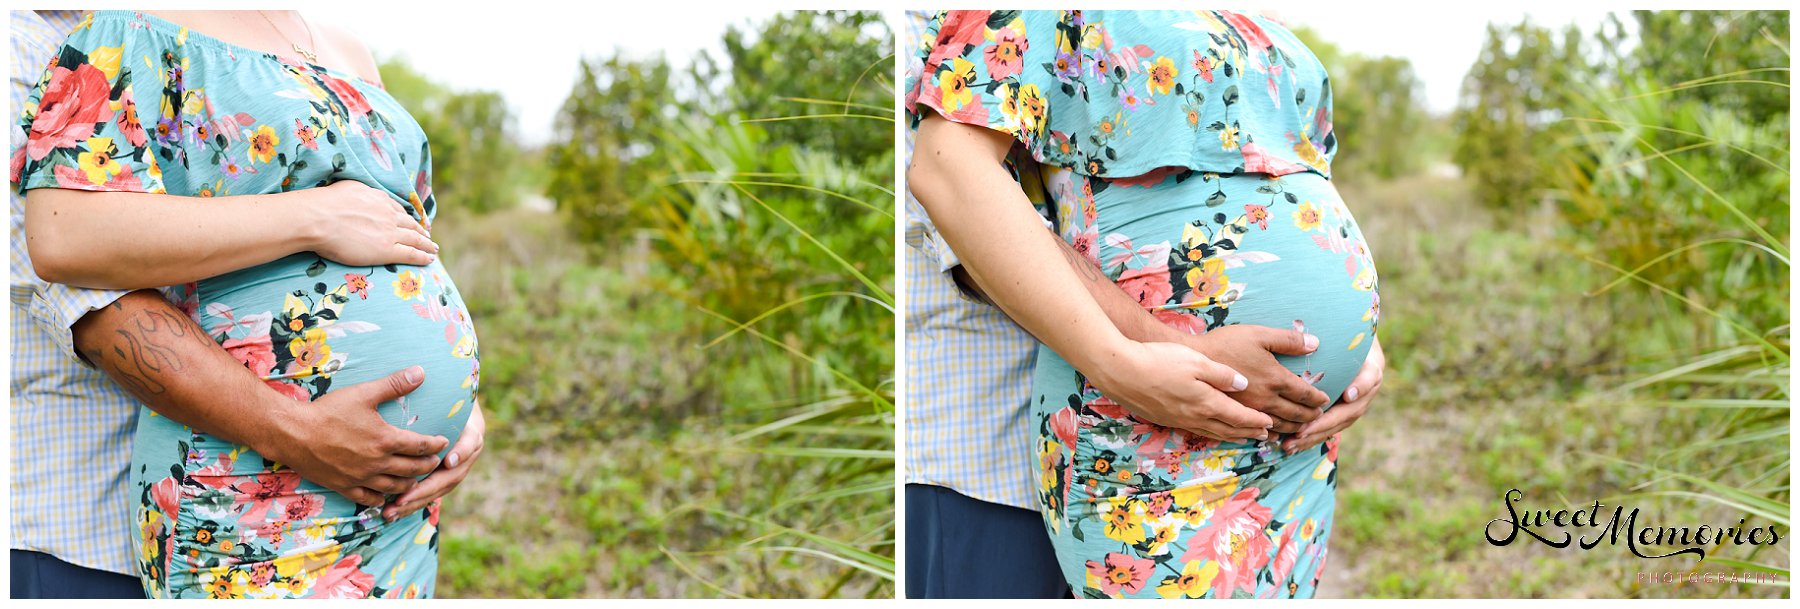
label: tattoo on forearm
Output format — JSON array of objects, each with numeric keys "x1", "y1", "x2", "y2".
[
  {"x1": 84, "y1": 304, "x2": 203, "y2": 399},
  {"x1": 1055, "y1": 231, "x2": 1107, "y2": 283}
]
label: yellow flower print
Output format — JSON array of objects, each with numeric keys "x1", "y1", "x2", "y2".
[
  {"x1": 1293, "y1": 202, "x2": 1323, "y2": 231},
  {"x1": 1172, "y1": 476, "x2": 1238, "y2": 527},
  {"x1": 997, "y1": 82, "x2": 1021, "y2": 126},
  {"x1": 1145, "y1": 520, "x2": 1182, "y2": 555},
  {"x1": 138, "y1": 509, "x2": 163, "y2": 556},
  {"x1": 1185, "y1": 258, "x2": 1230, "y2": 301},
  {"x1": 1017, "y1": 83, "x2": 1047, "y2": 135},
  {"x1": 303, "y1": 522, "x2": 335, "y2": 544},
  {"x1": 1155, "y1": 560, "x2": 1221, "y2": 599},
  {"x1": 274, "y1": 541, "x2": 340, "y2": 578},
  {"x1": 88, "y1": 45, "x2": 123, "y2": 82},
  {"x1": 181, "y1": 88, "x2": 206, "y2": 117},
  {"x1": 144, "y1": 152, "x2": 164, "y2": 191},
  {"x1": 278, "y1": 576, "x2": 308, "y2": 596},
  {"x1": 282, "y1": 293, "x2": 308, "y2": 324},
  {"x1": 1313, "y1": 458, "x2": 1335, "y2": 480},
  {"x1": 1354, "y1": 264, "x2": 1378, "y2": 292},
  {"x1": 1102, "y1": 498, "x2": 1149, "y2": 544},
  {"x1": 287, "y1": 328, "x2": 331, "y2": 369},
  {"x1": 407, "y1": 192, "x2": 428, "y2": 229},
  {"x1": 1300, "y1": 517, "x2": 1318, "y2": 540},
  {"x1": 205, "y1": 570, "x2": 240, "y2": 599},
  {"x1": 248, "y1": 124, "x2": 280, "y2": 164},
  {"x1": 452, "y1": 333, "x2": 477, "y2": 359},
  {"x1": 1080, "y1": 23, "x2": 1104, "y2": 50},
  {"x1": 1037, "y1": 440, "x2": 1061, "y2": 492},
  {"x1": 938, "y1": 57, "x2": 977, "y2": 112},
  {"x1": 393, "y1": 270, "x2": 424, "y2": 300},
  {"x1": 1294, "y1": 139, "x2": 1328, "y2": 171},
  {"x1": 1219, "y1": 123, "x2": 1240, "y2": 151},
  {"x1": 76, "y1": 137, "x2": 123, "y2": 185},
  {"x1": 1147, "y1": 56, "x2": 1178, "y2": 95}
]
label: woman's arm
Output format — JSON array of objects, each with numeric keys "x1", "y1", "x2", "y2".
[
  {"x1": 25, "y1": 179, "x2": 437, "y2": 289},
  {"x1": 952, "y1": 235, "x2": 1334, "y2": 434},
  {"x1": 909, "y1": 112, "x2": 1273, "y2": 441}
]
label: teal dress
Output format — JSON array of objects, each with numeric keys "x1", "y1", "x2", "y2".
[
  {"x1": 15, "y1": 11, "x2": 478, "y2": 598},
  {"x1": 909, "y1": 11, "x2": 1378, "y2": 598}
]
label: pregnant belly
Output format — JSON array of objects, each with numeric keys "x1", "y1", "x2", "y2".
[
  {"x1": 1090, "y1": 170, "x2": 1380, "y2": 404},
  {"x1": 198, "y1": 253, "x2": 480, "y2": 457}
]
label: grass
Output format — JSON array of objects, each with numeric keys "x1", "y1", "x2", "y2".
[
  {"x1": 424, "y1": 206, "x2": 891, "y2": 598},
  {"x1": 1313, "y1": 174, "x2": 1789, "y2": 598}
]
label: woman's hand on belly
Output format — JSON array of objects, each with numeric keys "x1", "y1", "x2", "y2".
[
  {"x1": 1175, "y1": 324, "x2": 1334, "y2": 434},
  {"x1": 382, "y1": 400, "x2": 486, "y2": 522},
  {"x1": 1088, "y1": 340, "x2": 1276, "y2": 443},
  {"x1": 1283, "y1": 337, "x2": 1385, "y2": 454},
  {"x1": 305, "y1": 180, "x2": 439, "y2": 267}
]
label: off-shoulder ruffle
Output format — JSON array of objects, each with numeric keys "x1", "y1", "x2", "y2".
[{"x1": 906, "y1": 10, "x2": 1336, "y2": 181}]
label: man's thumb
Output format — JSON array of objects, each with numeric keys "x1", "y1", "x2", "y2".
[
  {"x1": 367, "y1": 366, "x2": 426, "y2": 404},
  {"x1": 1259, "y1": 326, "x2": 1319, "y2": 356}
]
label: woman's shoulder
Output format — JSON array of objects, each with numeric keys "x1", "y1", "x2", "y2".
[{"x1": 313, "y1": 22, "x2": 384, "y2": 87}]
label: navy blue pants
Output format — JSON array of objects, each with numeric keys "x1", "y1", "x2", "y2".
[
  {"x1": 10, "y1": 550, "x2": 142, "y2": 599},
  {"x1": 905, "y1": 484, "x2": 1070, "y2": 599}
]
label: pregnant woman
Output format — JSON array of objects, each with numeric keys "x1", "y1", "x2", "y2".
[
  {"x1": 15, "y1": 11, "x2": 479, "y2": 598},
  {"x1": 909, "y1": 11, "x2": 1381, "y2": 598}
]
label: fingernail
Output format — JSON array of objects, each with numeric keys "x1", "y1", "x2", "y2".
[
  {"x1": 1304, "y1": 334, "x2": 1320, "y2": 350},
  {"x1": 447, "y1": 452, "x2": 459, "y2": 468},
  {"x1": 1346, "y1": 386, "x2": 1359, "y2": 402},
  {"x1": 405, "y1": 366, "x2": 423, "y2": 383},
  {"x1": 1230, "y1": 373, "x2": 1248, "y2": 391},
  {"x1": 382, "y1": 509, "x2": 395, "y2": 522}
]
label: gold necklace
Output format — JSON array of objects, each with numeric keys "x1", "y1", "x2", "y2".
[{"x1": 256, "y1": 11, "x2": 318, "y2": 63}]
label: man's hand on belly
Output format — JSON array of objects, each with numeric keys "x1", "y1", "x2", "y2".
[
  {"x1": 74, "y1": 291, "x2": 449, "y2": 506},
  {"x1": 261, "y1": 367, "x2": 450, "y2": 506},
  {"x1": 1176, "y1": 325, "x2": 1335, "y2": 434}
]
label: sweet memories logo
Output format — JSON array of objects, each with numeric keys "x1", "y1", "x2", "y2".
[{"x1": 1485, "y1": 489, "x2": 1784, "y2": 560}]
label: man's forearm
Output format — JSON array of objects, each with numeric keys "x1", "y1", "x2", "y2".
[
  {"x1": 73, "y1": 289, "x2": 287, "y2": 449},
  {"x1": 957, "y1": 236, "x2": 1186, "y2": 345}
]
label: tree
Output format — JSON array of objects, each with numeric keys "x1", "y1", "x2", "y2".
[
  {"x1": 378, "y1": 58, "x2": 520, "y2": 213},
  {"x1": 545, "y1": 55, "x2": 682, "y2": 246},
  {"x1": 1291, "y1": 27, "x2": 1430, "y2": 181},
  {"x1": 1450, "y1": 20, "x2": 1593, "y2": 211},
  {"x1": 698, "y1": 10, "x2": 893, "y2": 166}
]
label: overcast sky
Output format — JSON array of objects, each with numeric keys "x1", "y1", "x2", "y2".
[
  {"x1": 1281, "y1": 7, "x2": 1618, "y2": 114},
  {"x1": 313, "y1": 7, "x2": 782, "y2": 146},
  {"x1": 314, "y1": 8, "x2": 1620, "y2": 146}
]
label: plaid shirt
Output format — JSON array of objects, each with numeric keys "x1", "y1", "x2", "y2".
[
  {"x1": 9, "y1": 9, "x2": 141, "y2": 576},
  {"x1": 903, "y1": 10, "x2": 1048, "y2": 510}
]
